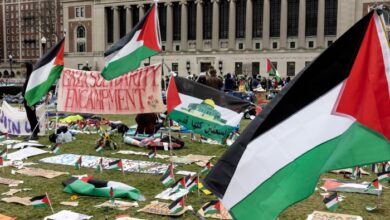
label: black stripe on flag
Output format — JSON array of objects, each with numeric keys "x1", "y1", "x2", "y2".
[
  {"x1": 323, "y1": 192, "x2": 338, "y2": 204},
  {"x1": 174, "y1": 77, "x2": 251, "y2": 113},
  {"x1": 30, "y1": 195, "x2": 46, "y2": 202},
  {"x1": 104, "y1": 5, "x2": 154, "y2": 57},
  {"x1": 203, "y1": 11, "x2": 375, "y2": 198},
  {"x1": 33, "y1": 38, "x2": 65, "y2": 70}
]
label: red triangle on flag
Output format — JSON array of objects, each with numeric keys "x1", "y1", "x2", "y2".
[
  {"x1": 53, "y1": 41, "x2": 65, "y2": 66},
  {"x1": 167, "y1": 76, "x2": 181, "y2": 114},
  {"x1": 137, "y1": 3, "x2": 161, "y2": 52}
]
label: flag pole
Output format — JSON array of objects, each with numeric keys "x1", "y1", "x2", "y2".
[{"x1": 45, "y1": 192, "x2": 55, "y2": 214}]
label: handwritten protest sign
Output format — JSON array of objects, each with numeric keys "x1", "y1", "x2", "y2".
[
  {"x1": 0, "y1": 101, "x2": 46, "y2": 136},
  {"x1": 57, "y1": 65, "x2": 164, "y2": 114},
  {"x1": 307, "y1": 211, "x2": 362, "y2": 220}
]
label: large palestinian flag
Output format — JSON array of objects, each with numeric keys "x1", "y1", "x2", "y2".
[
  {"x1": 63, "y1": 176, "x2": 144, "y2": 201},
  {"x1": 167, "y1": 77, "x2": 251, "y2": 142},
  {"x1": 101, "y1": 3, "x2": 161, "y2": 80},
  {"x1": 25, "y1": 38, "x2": 65, "y2": 106},
  {"x1": 204, "y1": 10, "x2": 390, "y2": 219}
]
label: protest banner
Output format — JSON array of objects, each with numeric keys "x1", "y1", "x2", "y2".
[
  {"x1": 57, "y1": 64, "x2": 164, "y2": 114},
  {"x1": 0, "y1": 101, "x2": 46, "y2": 136}
]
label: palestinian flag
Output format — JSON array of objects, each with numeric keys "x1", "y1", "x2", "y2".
[
  {"x1": 30, "y1": 195, "x2": 50, "y2": 208},
  {"x1": 169, "y1": 177, "x2": 186, "y2": 195},
  {"x1": 202, "y1": 200, "x2": 222, "y2": 215},
  {"x1": 200, "y1": 161, "x2": 213, "y2": 174},
  {"x1": 95, "y1": 145, "x2": 104, "y2": 154},
  {"x1": 322, "y1": 179, "x2": 381, "y2": 195},
  {"x1": 367, "y1": 179, "x2": 382, "y2": 190},
  {"x1": 102, "y1": 3, "x2": 161, "y2": 80},
  {"x1": 0, "y1": 157, "x2": 3, "y2": 166},
  {"x1": 96, "y1": 158, "x2": 103, "y2": 173},
  {"x1": 385, "y1": 162, "x2": 390, "y2": 172},
  {"x1": 266, "y1": 58, "x2": 281, "y2": 81},
  {"x1": 63, "y1": 176, "x2": 144, "y2": 201},
  {"x1": 160, "y1": 162, "x2": 175, "y2": 187},
  {"x1": 107, "y1": 159, "x2": 123, "y2": 170},
  {"x1": 167, "y1": 77, "x2": 251, "y2": 142},
  {"x1": 25, "y1": 38, "x2": 65, "y2": 106},
  {"x1": 74, "y1": 156, "x2": 82, "y2": 170},
  {"x1": 203, "y1": 11, "x2": 390, "y2": 219},
  {"x1": 323, "y1": 192, "x2": 339, "y2": 212},
  {"x1": 50, "y1": 144, "x2": 60, "y2": 154},
  {"x1": 378, "y1": 171, "x2": 390, "y2": 182},
  {"x1": 187, "y1": 176, "x2": 199, "y2": 193},
  {"x1": 0, "y1": 148, "x2": 7, "y2": 160},
  {"x1": 148, "y1": 149, "x2": 156, "y2": 159},
  {"x1": 168, "y1": 196, "x2": 185, "y2": 214}
]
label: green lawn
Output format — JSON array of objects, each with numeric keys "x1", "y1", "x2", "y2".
[{"x1": 0, "y1": 115, "x2": 388, "y2": 219}]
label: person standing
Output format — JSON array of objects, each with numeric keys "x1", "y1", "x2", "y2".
[
  {"x1": 21, "y1": 62, "x2": 40, "y2": 140},
  {"x1": 205, "y1": 68, "x2": 223, "y2": 90}
]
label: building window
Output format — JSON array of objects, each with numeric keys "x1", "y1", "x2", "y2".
[
  {"x1": 203, "y1": 0, "x2": 212, "y2": 40},
  {"x1": 289, "y1": 41, "x2": 296, "y2": 48},
  {"x1": 175, "y1": 45, "x2": 180, "y2": 51},
  {"x1": 252, "y1": 0, "x2": 263, "y2": 38},
  {"x1": 308, "y1": 41, "x2": 314, "y2": 48},
  {"x1": 162, "y1": 45, "x2": 166, "y2": 51},
  {"x1": 75, "y1": 6, "x2": 85, "y2": 18},
  {"x1": 76, "y1": 26, "x2": 86, "y2": 52},
  {"x1": 252, "y1": 62, "x2": 260, "y2": 75},
  {"x1": 272, "y1": 42, "x2": 278, "y2": 49},
  {"x1": 305, "y1": 0, "x2": 318, "y2": 36},
  {"x1": 238, "y1": 43, "x2": 244, "y2": 50},
  {"x1": 324, "y1": 0, "x2": 337, "y2": 35},
  {"x1": 219, "y1": 0, "x2": 229, "y2": 39},
  {"x1": 287, "y1": 0, "x2": 299, "y2": 37},
  {"x1": 236, "y1": 0, "x2": 246, "y2": 38},
  {"x1": 172, "y1": 63, "x2": 179, "y2": 72},
  {"x1": 132, "y1": 5, "x2": 139, "y2": 27},
  {"x1": 172, "y1": 2, "x2": 181, "y2": 41},
  {"x1": 287, "y1": 62, "x2": 295, "y2": 76},
  {"x1": 119, "y1": 6, "x2": 126, "y2": 38},
  {"x1": 255, "y1": 42, "x2": 261, "y2": 49},
  {"x1": 271, "y1": 62, "x2": 278, "y2": 70},
  {"x1": 106, "y1": 7, "x2": 113, "y2": 43},
  {"x1": 158, "y1": 3, "x2": 167, "y2": 41},
  {"x1": 188, "y1": 1, "x2": 197, "y2": 40},
  {"x1": 270, "y1": 0, "x2": 281, "y2": 37}
]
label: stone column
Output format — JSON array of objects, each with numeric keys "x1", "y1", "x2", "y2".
[
  {"x1": 196, "y1": 0, "x2": 203, "y2": 50},
  {"x1": 245, "y1": 0, "x2": 253, "y2": 50},
  {"x1": 228, "y1": 0, "x2": 236, "y2": 50},
  {"x1": 125, "y1": 5, "x2": 133, "y2": 33},
  {"x1": 211, "y1": 0, "x2": 219, "y2": 51},
  {"x1": 262, "y1": 0, "x2": 270, "y2": 50},
  {"x1": 166, "y1": 2, "x2": 173, "y2": 51},
  {"x1": 280, "y1": 0, "x2": 287, "y2": 49},
  {"x1": 298, "y1": 0, "x2": 306, "y2": 48},
  {"x1": 317, "y1": 0, "x2": 325, "y2": 48},
  {"x1": 112, "y1": 6, "x2": 120, "y2": 42},
  {"x1": 180, "y1": 1, "x2": 188, "y2": 50},
  {"x1": 138, "y1": 4, "x2": 145, "y2": 19}
]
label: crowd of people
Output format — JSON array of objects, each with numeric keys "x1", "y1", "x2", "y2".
[{"x1": 162, "y1": 66, "x2": 291, "y2": 93}]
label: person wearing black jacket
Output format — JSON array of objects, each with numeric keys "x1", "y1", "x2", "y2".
[{"x1": 21, "y1": 62, "x2": 40, "y2": 140}]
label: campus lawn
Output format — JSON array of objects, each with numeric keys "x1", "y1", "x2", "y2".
[{"x1": 0, "y1": 115, "x2": 389, "y2": 219}]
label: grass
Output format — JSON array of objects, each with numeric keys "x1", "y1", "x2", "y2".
[{"x1": 0, "y1": 115, "x2": 389, "y2": 219}]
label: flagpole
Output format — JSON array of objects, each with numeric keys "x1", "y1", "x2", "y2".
[{"x1": 45, "y1": 192, "x2": 55, "y2": 214}]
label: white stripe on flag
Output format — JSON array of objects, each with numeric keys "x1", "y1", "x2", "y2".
[
  {"x1": 105, "y1": 31, "x2": 144, "y2": 65},
  {"x1": 222, "y1": 83, "x2": 355, "y2": 209},
  {"x1": 326, "y1": 198, "x2": 338, "y2": 209},
  {"x1": 26, "y1": 58, "x2": 55, "y2": 91}
]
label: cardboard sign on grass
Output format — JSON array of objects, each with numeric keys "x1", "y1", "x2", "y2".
[
  {"x1": 138, "y1": 201, "x2": 187, "y2": 216},
  {"x1": 307, "y1": 211, "x2": 362, "y2": 220}
]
